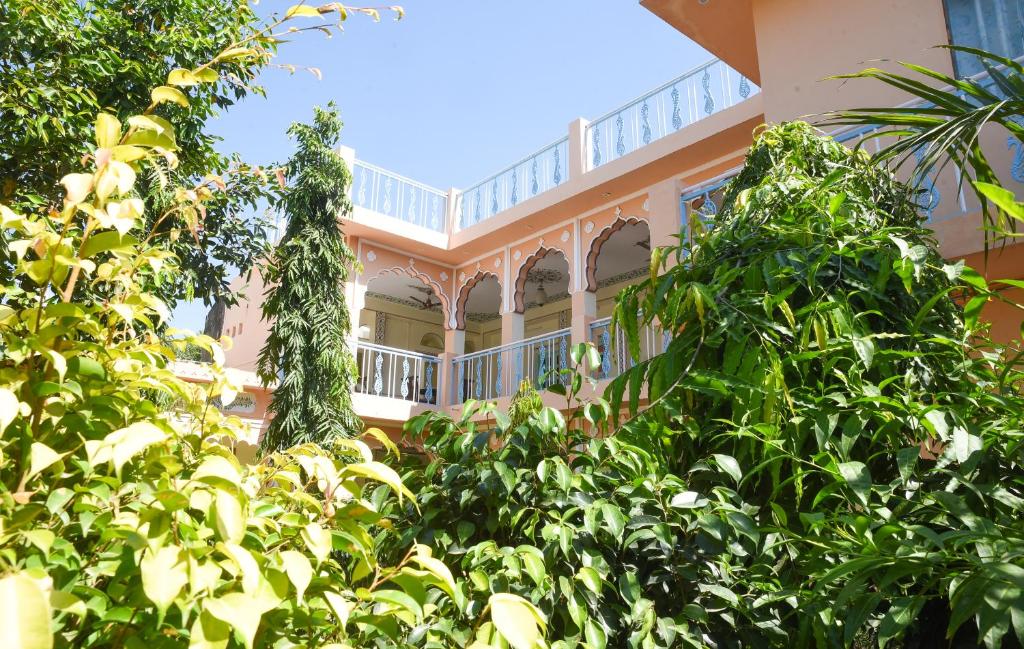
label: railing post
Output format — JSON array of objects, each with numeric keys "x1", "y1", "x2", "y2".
[
  {"x1": 568, "y1": 118, "x2": 589, "y2": 178},
  {"x1": 446, "y1": 187, "x2": 460, "y2": 234},
  {"x1": 570, "y1": 289, "x2": 597, "y2": 370},
  {"x1": 438, "y1": 328, "x2": 465, "y2": 407},
  {"x1": 337, "y1": 145, "x2": 356, "y2": 179}
]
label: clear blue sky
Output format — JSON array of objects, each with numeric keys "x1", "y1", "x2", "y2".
[{"x1": 171, "y1": 0, "x2": 709, "y2": 331}]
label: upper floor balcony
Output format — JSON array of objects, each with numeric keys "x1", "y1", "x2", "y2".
[{"x1": 344, "y1": 57, "x2": 761, "y2": 251}]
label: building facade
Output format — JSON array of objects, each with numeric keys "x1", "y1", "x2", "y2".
[{"x1": 212, "y1": 0, "x2": 1024, "y2": 436}]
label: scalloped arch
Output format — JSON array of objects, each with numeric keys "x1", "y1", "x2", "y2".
[
  {"x1": 454, "y1": 271, "x2": 502, "y2": 330},
  {"x1": 513, "y1": 247, "x2": 570, "y2": 313},
  {"x1": 365, "y1": 265, "x2": 452, "y2": 326},
  {"x1": 584, "y1": 216, "x2": 650, "y2": 292}
]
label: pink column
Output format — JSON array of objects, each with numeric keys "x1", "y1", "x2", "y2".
[{"x1": 438, "y1": 328, "x2": 465, "y2": 408}]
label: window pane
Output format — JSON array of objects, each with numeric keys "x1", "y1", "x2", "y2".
[{"x1": 944, "y1": 0, "x2": 1024, "y2": 77}]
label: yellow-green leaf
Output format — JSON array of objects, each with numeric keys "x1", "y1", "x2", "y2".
[
  {"x1": 322, "y1": 591, "x2": 354, "y2": 627},
  {"x1": 167, "y1": 68, "x2": 200, "y2": 87},
  {"x1": 27, "y1": 443, "x2": 63, "y2": 481},
  {"x1": 101, "y1": 421, "x2": 167, "y2": 474},
  {"x1": 213, "y1": 489, "x2": 245, "y2": 544},
  {"x1": 0, "y1": 573, "x2": 53, "y2": 649},
  {"x1": 189, "y1": 609, "x2": 231, "y2": 649},
  {"x1": 286, "y1": 4, "x2": 323, "y2": 18},
  {"x1": 95, "y1": 113, "x2": 121, "y2": 149},
  {"x1": 489, "y1": 593, "x2": 546, "y2": 649},
  {"x1": 344, "y1": 460, "x2": 415, "y2": 503},
  {"x1": 0, "y1": 388, "x2": 18, "y2": 434},
  {"x1": 301, "y1": 523, "x2": 332, "y2": 564},
  {"x1": 279, "y1": 550, "x2": 313, "y2": 603},
  {"x1": 151, "y1": 85, "x2": 189, "y2": 107},
  {"x1": 204, "y1": 593, "x2": 263, "y2": 649},
  {"x1": 141, "y1": 545, "x2": 188, "y2": 615}
]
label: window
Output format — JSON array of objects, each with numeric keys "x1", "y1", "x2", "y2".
[{"x1": 944, "y1": 0, "x2": 1024, "y2": 78}]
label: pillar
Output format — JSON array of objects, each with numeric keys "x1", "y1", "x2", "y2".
[
  {"x1": 438, "y1": 328, "x2": 465, "y2": 407},
  {"x1": 570, "y1": 288, "x2": 598, "y2": 370},
  {"x1": 647, "y1": 177, "x2": 685, "y2": 265}
]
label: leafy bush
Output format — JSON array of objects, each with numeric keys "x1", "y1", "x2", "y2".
[
  {"x1": 611, "y1": 121, "x2": 1024, "y2": 646},
  {"x1": 389, "y1": 123, "x2": 1024, "y2": 649}
]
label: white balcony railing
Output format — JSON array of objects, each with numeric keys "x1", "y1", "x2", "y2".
[
  {"x1": 450, "y1": 328, "x2": 571, "y2": 404},
  {"x1": 589, "y1": 317, "x2": 667, "y2": 380},
  {"x1": 354, "y1": 341, "x2": 441, "y2": 405}
]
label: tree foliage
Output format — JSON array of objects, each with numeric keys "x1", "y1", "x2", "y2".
[
  {"x1": 0, "y1": 10, "x2": 532, "y2": 648},
  {"x1": 0, "y1": 0, "x2": 277, "y2": 309},
  {"x1": 257, "y1": 104, "x2": 362, "y2": 451},
  {"x1": 824, "y1": 45, "x2": 1024, "y2": 248}
]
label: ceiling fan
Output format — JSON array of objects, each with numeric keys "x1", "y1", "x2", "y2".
[
  {"x1": 635, "y1": 239, "x2": 651, "y2": 250},
  {"x1": 408, "y1": 284, "x2": 440, "y2": 310}
]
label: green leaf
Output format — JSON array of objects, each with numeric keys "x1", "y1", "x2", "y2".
[
  {"x1": 585, "y1": 618, "x2": 608, "y2": 649},
  {"x1": 204, "y1": 593, "x2": 266, "y2": 649},
  {"x1": 838, "y1": 461, "x2": 872, "y2": 507},
  {"x1": 489, "y1": 593, "x2": 547, "y2": 649},
  {"x1": 286, "y1": 4, "x2": 324, "y2": 18},
  {"x1": 712, "y1": 454, "x2": 742, "y2": 483},
  {"x1": 95, "y1": 113, "x2": 121, "y2": 149},
  {"x1": 576, "y1": 567, "x2": 602, "y2": 595},
  {"x1": 141, "y1": 545, "x2": 188, "y2": 616},
  {"x1": 369, "y1": 589, "x2": 423, "y2": 621},
  {"x1": 0, "y1": 573, "x2": 52, "y2": 649},
  {"x1": 80, "y1": 231, "x2": 134, "y2": 259},
  {"x1": 189, "y1": 609, "x2": 231, "y2": 649},
  {"x1": 600, "y1": 503, "x2": 625, "y2": 540},
  {"x1": 975, "y1": 181, "x2": 1024, "y2": 223},
  {"x1": 852, "y1": 336, "x2": 874, "y2": 370}
]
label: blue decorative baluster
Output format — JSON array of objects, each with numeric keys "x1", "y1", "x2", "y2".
[
  {"x1": 700, "y1": 190, "x2": 718, "y2": 219},
  {"x1": 457, "y1": 360, "x2": 465, "y2": 403},
  {"x1": 382, "y1": 177, "x2": 393, "y2": 214},
  {"x1": 739, "y1": 75, "x2": 751, "y2": 99},
  {"x1": 671, "y1": 85, "x2": 682, "y2": 131},
  {"x1": 662, "y1": 331, "x2": 670, "y2": 353},
  {"x1": 558, "y1": 335, "x2": 567, "y2": 385},
  {"x1": 913, "y1": 147, "x2": 941, "y2": 220},
  {"x1": 592, "y1": 125, "x2": 602, "y2": 168},
  {"x1": 474, "y1": 189, "x2": 481, "y2": 223},
  {"x1": 514, "y1": 347, "x2": 523, "y2": 387},
  {"x1": 458, "y1": 196, "x2": 465, "y2": 229},
  {"x1": 373, "y1": 352, "x2": 384, "y2": 396},
  {"x1": 431, "y1": 194, "x2": 440, "y2": 230},
  {"x1": 474, "y1": 358, "x2": 483, "y2": 399},
  {"x1": 702, "y1": 68, "x2": 715, "y2": 116},
  {"x1": 615, "y1": 114, "x2": 625, "y2": 158},
  {"x1": 600, "y1": 329, "x2": 611, "y2": 378},
  {"x1": 407, "y1": 187, "x2": 417, "y2": 224},
  {"x1": 495, "y1": 352, "x2": 503, "y2": 396},
  {"x1": 357, "y1": 166, "x2": 368, "y2": 206},
  {"x1": 643, "y1": 99, "x2": 651, "y2": 144},
  {"x1": 531, "y1": 158, "x2": 539, "y2": 196},
  {"x1": 537, "y1": 344, "x2": 547, "y2": 388},
  {"x1": 491, "y1": 179, "x2": 499, "y2": 215},
  {"x1": 553, "y1": 147, "x2": 562, "y2": 185},
  {"x1": 425, "y1": 361, "x2": 434, "y2": 404},
  {"x1": 510, "y1": 169, "x2": 518, "y2": 206},
  {"x1": 1009, "y1": 136, "x2": 1024, "y2": 182},
  {"x1": 400, "y1": 357, "x2": 410, "y2": 399}
]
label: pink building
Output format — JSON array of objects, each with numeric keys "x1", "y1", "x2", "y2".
[{"x1": 213, "y1": 0, "x2": 1024, "y2": 438}]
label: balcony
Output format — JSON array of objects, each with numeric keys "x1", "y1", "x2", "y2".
[{"x1": 343, "y1": 57, "x2": 760, "y2": 242}]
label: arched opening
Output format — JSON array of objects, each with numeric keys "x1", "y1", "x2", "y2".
[
  {"x1": 586, "y1": 219, "x2": 654, "y2": 378},
  {"x1": 507, "y1": 248, "x2": 571, "y2": 389},
  {"x1": 356, "y1": 271, "x2": 445, "y2": 403},
  {"x1": 453, "y1": 272, "x2": 502, "y2": 401}
]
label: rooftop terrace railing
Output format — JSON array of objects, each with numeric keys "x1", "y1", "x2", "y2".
[
  {"x1": 351, "y1": 160, "x2": 449, "y2": 233},
  {"x1": 458, "y1": 136, "x2": 569, "y2": 229},
  {"x1": 348, "y1": 57, "x2": 759, "y2": 235},
  {"x1": 587, "y1": 59, "x2": 757, "y2": 170}
]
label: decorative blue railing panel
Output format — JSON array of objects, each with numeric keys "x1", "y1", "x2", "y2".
[
  {"x1": 587, "y1": 59, "x2": 758, "y2": 170},
  {"x1": 589, "y1": 317, "x2": 665, "y2": 380},
  {"x1": 451, "y1": 346, "x2": 504, "y2": 403},
  {"x1": 352, "y1": 161, "x2": 448, "y2": 232},
  {"x1": 354, "y1": 341, "x2": 441, "y2": 405},
  {"x1": 458, "y1": 137, "x2": 569, "y2": 229}
]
